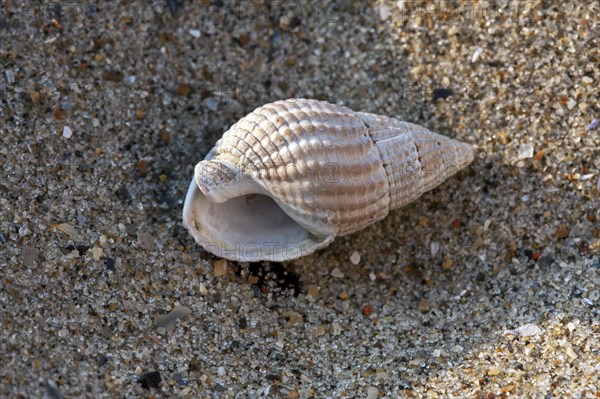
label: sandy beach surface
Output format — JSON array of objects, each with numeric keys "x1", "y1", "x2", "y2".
[{"x1": 1, "y1": 1, "x2": 598, "y2": 397}]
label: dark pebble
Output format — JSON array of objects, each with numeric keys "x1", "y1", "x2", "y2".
[
  {"x1": 432, "y1": 88, "x2": 453, "y2": 101},
  {"x1": 86, "y1": 4, "x2": 97, "y2": 17},
  {"x1": 76, "y1": 244, "x2": 90, "y2": 256},
  {"x1": 165, "y1": 0, "x2": 183, "y2": 13},
  {"x1": 251, "y1": 285, "x2": 261, "y2": 298},
  {"x1": 62, "y1": 243, "x2": 76, "y2": 255},
  {"x1": 105, "y1": 257, "x2": 116, "y2": 270},
  {"x1": 513, "y1": 362, "x2": 524, "y2": 370},
  {"x1": 137, "y1": 371, "x2": 161, "y2": 389},
  {"x1": 115, "y1": 185, "x2": 131, "y2": 201},
  {"x1": 537, "y1": 254, "x2": 554, "y2": 267},
  {"x1": 230, "y1": 340, "x2": 239, "y2": 350},
  {"x1": 238, "y1": 317, "x2": 247, "y2": 329},
  {"x1": 188, "y1": 358, "x2": 202, "y2": 372},
  {"x1": 0, "y1": 233, "x2": 7, "y2": 243}
]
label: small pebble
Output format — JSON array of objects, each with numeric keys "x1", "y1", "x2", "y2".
[
  {"x1": 417, "y1": 299, "x2": 431, "y2": 313},
  {"x1": 46, "y1": 380, "x2": 61, "y2": 399},
  {"x1": 366, "y1": 386, "x2": 380, "y2": 399},
  {"x1": 349, "y1": 251, "x2": 361, "y2": 265},
  {"x1": 487, "y1": 368, "x2": 501, "y2": 376},
  {"x1": 104, "y1": 257, "x2": 116, "y2": 271},
  {"x1": 214, "y1": 259, "x2": 227, "y2": 276},
  {"x1": 188, "y1": 29, "x2": 201, "y2": 38},
  {"x1": 76, "y1": 213, "x2": 87, "y2": 224},
  {"x1": 555, "y1": 225, "x2": 569, "y2": 239},
  {"x1": 204, "y1": 97, "x2": 218, "y2": 111},
  {"x1": 330, "y1": 267, "x2": 344, "y2": 278},
  {"x1": 137, "y1": 231, "x2": 156, "y2": 250},
  {"x1": 5, "y1": 69, "x2": 15, "y2": 84},
  {"x1": 123, "y1": 75, "x2": 136, "y2": 85},
  {"x1": 504, "y1": 323, "x2": 542, "y2": 337},
  {"x1": 581, "y1": 298, "x2": 593, "y2": 307},
  {"x1": 199, "y1": 282, "x2": 208, "y2": 295},
  {"x1": 378, "y1": 4, "x2": 390, "y2": 20},
  {"x1": 56, "y1": 223, "x2": 79, "y2": 240},
  {"x1": 537, "y1": 254, "x2": 554, "y2": 266},
  {"x1": 432, "y1": 88, "x2": 453, "y2": 101},
  {"x1": 21, "y1": 246, "x2": 39, "y2": 267},
  {"x1": 59, "y1": 99, "x2": 71, "y2": 110},
  {"x1": 518, "y1": 143, "x2": 534, "y2": 160},
  {"x1": 587, "y1": 119, "x2": 599, "y2": 130},
  {"x1": 441, "y1": 257, "x2": 453, "y2": 270},
  {"x1": 62, "y1": 126, "x2": 73, "y2": 139},
  {"x1": 154, "y1": 305, "x2": 192, "y2": 331},
  {"x1": 137, "y1": 371, "x2": 161, "y2": 389},
  {"x1": 91, "y1": 246, "x2": 104, "y2": 261},
  {"x1": 471, "y1": 47, "x2": 484, "y2": 63}
]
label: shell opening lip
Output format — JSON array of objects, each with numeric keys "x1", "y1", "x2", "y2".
[{"x1": 182, "y1": 179, "x2": 333, "y2": 262}]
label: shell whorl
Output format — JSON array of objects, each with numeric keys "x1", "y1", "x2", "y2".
[{"x1": 183, "y1": 98, "x2": 473, "y2": 261}]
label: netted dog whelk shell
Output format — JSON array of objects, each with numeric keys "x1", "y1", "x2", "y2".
[{"x1": 183, "y1": 99, "x2": 473, "y2": 262}]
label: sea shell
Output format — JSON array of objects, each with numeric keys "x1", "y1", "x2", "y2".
[{"x1": 183, "y1": 99, "x2": 473, "y2": 262}]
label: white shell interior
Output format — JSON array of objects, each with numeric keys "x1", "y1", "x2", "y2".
[{"x1": 182, "y1": 180, "x2": 332, "y2": 262}]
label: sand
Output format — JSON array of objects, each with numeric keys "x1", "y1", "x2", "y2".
[{"x1": 0, "y1": 1, "x2": 598, "y2": 397}]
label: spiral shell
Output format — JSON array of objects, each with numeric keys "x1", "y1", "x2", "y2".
[{"x1": 183, "y1": 99, "x2": 473, "y2": 262}]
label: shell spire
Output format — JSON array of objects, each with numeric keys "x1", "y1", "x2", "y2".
[{"x1": 183, "y1": 99, "x2": 473, "y2": 262}]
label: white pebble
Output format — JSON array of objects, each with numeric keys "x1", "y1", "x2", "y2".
[
  {"x1": 517, "y1": 143, "x2": 534, "y2": 160},
  {"x1": 566, "y1": 98, "x2": 576, "y2": 110},
  {"x1": 350, "y1": 251, "x2": 361, "y2": 265},
  {"x1": 471, "y1": 47, "x2": 484, "y2": 63},
  {"x1": 188, "y1": 29, "x2": 201, "y2": 38},
  {"x1": 366, "y1": 386, "x2": 379, "y2": 399},
  {"x1": 378, "y1": 5, "x2": 390, "y2": 20},
  {"x1": 123, "y1": 75, "x2": 136, "y2": 85},
  {"x1": 5, "y1": 69, "x2": 15, "y2": 84},
  {"x1": 330, "y1": 267, "x2": 344, "y2": 279},
  {"x1": 92, "y1": 118, "x2": 100, "y2": 128},
  {"x1": 504, "y1": 323, "x2": 542, "y2": 337},
  {"x1": 62, "y1": 126, "x2": 73, "y2": 139},
  {"x1": 216, "y1": 366, "x2": 226, "y2": 377}
]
